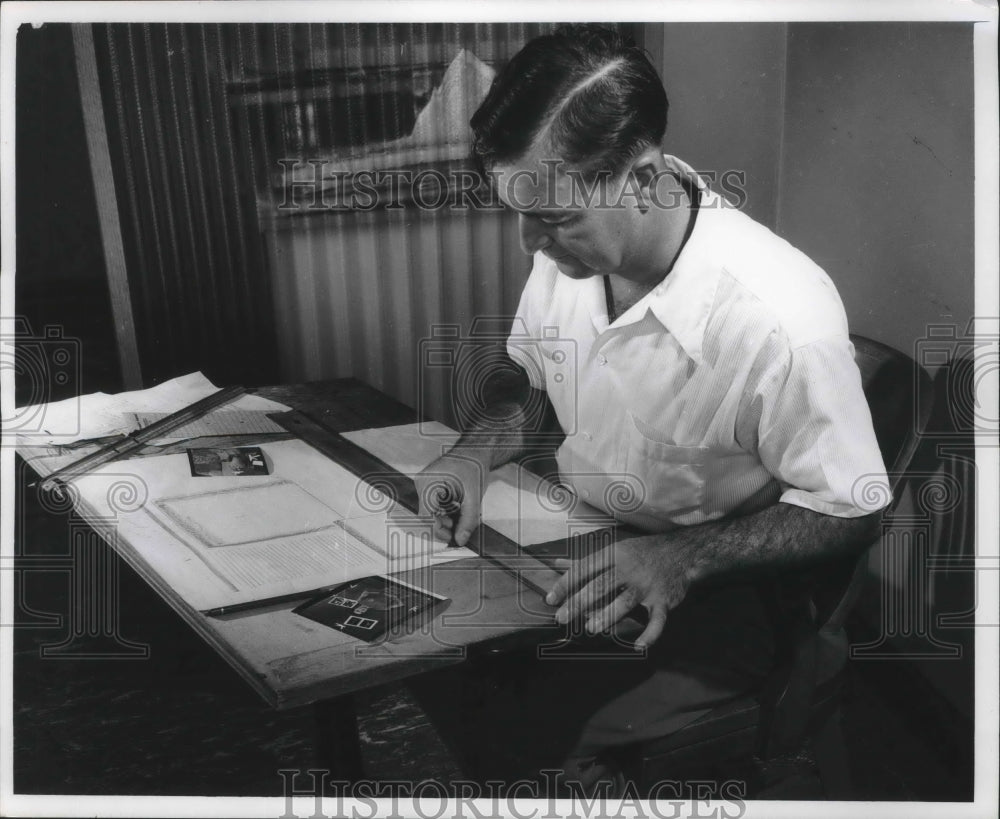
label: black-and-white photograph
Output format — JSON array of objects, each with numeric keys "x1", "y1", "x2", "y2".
[{"x1": 1, "y1": 2, "x2": 997, "y2": 818}]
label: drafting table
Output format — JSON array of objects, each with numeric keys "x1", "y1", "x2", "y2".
[{"x1": 15, "y1": 378, "x2": 630, "y2": 779}]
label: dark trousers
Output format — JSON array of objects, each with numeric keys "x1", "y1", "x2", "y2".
[{"x1": 408, "y1": 582, "x2": 775, "y2": 785}]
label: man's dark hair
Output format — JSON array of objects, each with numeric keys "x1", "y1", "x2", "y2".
[{"x1": 470, "y1": 25, "x2": 667, "y2": 176}]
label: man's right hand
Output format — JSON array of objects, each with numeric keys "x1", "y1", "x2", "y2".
[{"x1": 415, "y1": 451, "x2": 490, "y2": 548}]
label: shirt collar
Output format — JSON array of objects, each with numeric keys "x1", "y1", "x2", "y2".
[
  {"x1": 593, "y1": 155, "x2": 724, "y2": 365},
  {"x1": 645, "y1": 162, "x2": 723, "y2": 365}
]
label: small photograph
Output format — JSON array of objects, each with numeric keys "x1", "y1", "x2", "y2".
[
  {"x1": 294, "y1": 576, "x2": 450, "y2": 642},
  {"x1": 187, "y1": 446, "x2": 269, "y2": 477}
]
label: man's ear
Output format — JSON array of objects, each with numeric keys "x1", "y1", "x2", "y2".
[{"x1": 627, "y1": 147, "x2": 665, "y2": 209}]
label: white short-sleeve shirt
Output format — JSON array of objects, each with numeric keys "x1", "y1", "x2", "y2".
[{"x1": 507, "y1": 156, "x2": 891, "y2": 531}]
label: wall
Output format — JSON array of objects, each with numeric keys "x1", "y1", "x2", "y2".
[
  {"x1": 643, "y1": 23, "x2": 788, "y2": 230},
  {"x1": 265, "y1": 206, "x2": 528, "y2": 427},
  {"x1": 776, "y1": 22, "x2": 976, "y2": 718},
  {"x1": 777, "y1": 22, "x2": 975, "y2": 358}
]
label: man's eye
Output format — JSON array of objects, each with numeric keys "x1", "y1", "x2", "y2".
[{"x1": 541, "y1": 214, "x2": 575, "y2": 226}]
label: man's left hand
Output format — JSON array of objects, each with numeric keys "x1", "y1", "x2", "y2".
[{"x1": 545, "y1": 533, "x2": 698, "y2": 650}]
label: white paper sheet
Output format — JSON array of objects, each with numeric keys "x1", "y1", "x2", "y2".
[
  {"x1": 340, "y1": 511, "x2": 475, "y2": 569},
  {"x1": 155, "y1": 480, "x2": 345, "y2": 547},
  {"x1": 342, "y1": 421, "x2": 459, "y2": 473},
  {"x1": 13, "y1": 371, "x2": 290, "y2": 447},
  {"x1": 342, "y1": 422, "x2": 614, "y2": 546}
]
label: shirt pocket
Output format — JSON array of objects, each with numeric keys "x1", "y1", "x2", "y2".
[{"x1": 623, "y1": 412, "x2": 709, "y2": 523}]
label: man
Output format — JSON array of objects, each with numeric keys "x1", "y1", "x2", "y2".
[{"x1": 412, "y1": 24, "x2": 890, "y2": 790}]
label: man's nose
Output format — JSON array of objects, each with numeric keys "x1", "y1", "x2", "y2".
[{"x1": 517, "y1": 213, "x2": 551, "y2": 255}]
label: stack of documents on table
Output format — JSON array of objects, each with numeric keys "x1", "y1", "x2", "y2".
[{"x1": 12, "y1": 371, "x2": 280, "y2": 449}]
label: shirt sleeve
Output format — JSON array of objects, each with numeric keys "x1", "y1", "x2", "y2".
[
  {"x1": 506, "y1": 253, "x2": 554, "y2": 390},
  {"x1": 755, "y1": 335, "x2": 892, "y2": 518}
]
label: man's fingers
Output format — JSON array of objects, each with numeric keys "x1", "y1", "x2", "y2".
[
  {"x1": 546, "y1": 572, "x2": 570, "y2": 607},
  {"x1": 634, "y1": 604, "x2": 668, "y2": 650},
  {"x1": 546, "y1": 547, "x2": 613, "y2": 606},
  {"x1": 434, "y1": 485, "x2": 462, "y2": 517},
  {"x1": 555, "y1": 570, "x2": 617, "y2": 624},
  {"x1": 430, "y1": 515, "x2": 454, "y2": 544},
  {"x1": 453, "y1": 495, "x2": 482, "y2": 548},
  {"x1": 546, "y1": 558, "x2": 575, "y2": 604},
  {"x1": 417, "y1": 481, "x2": 455, "y2": 543},
  {"x1": 583, "y1": 587, "x2": 639, "y2": 635}
]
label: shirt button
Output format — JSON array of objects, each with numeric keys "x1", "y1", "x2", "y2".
[{"x1": 597, "y1": 354, "x2": 608, "y2": 366}]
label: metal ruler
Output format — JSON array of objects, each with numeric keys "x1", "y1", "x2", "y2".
[
  {"x1": 39, "y1": 386, "x2": 246, "y2": 495},
  {"x1": 268, "y1": 409, "x2": 562, "y2": 598}
]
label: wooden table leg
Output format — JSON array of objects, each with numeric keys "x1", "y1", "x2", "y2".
[{"x1": 314, "y1": 695, "x2": 365, "y2": 785}]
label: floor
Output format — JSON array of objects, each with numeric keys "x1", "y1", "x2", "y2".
[{"x1": 10, "y1": 488, "x2": 974, "y2": 803}]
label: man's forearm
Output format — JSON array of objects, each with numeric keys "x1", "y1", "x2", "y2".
[
  {"x1": 416, "y1": 361, "x2": 563, "y2": 545},
  {"x1": 550, "y1": 499, "x2": 883, "y2": 647},
  {"x1": 673, "y1": 502, "x2": 883, "y2": 586},
  {"x1": 450, "y1": 397, "x2": 539, "y2": 470},
  {"x1": 449, "y1": 363, "x2": 562, "y2": 471}
]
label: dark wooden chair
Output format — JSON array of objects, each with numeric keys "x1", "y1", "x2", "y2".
[{"x1": 620, "y1": 335, "x2": 934, "y2": 799}]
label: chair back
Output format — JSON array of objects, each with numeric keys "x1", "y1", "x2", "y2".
[
  {"x1": 852, "y1": 334, "x2": 933, "y2": 494},
  {"x1": 813, "y1": 335, "x2": 934, "y2": 631},
  {"x1": 756, "y1": 335, "x2": 933, "y2": 761}
]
